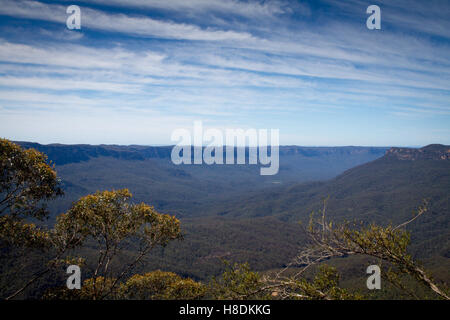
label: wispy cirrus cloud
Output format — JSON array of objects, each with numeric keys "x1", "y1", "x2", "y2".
[
  {"x1": 321, "y1": 0, "x2": 450, "y2": 39},
  {"x1": 64, "y1": 0, "x2": 292, "y2": 17},
  {"x1": 0, "y1": 0, "x2": 448, "y2": 146},
  {"x1": 0, "y1": 0, "x2": 254, "y2": 41}
]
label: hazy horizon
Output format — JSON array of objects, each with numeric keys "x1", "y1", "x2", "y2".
[{"x1": 14, "y1": 139, "x2": 435, "y2": 149}]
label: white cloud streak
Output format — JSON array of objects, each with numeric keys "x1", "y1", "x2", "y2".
[
  {"x1": 0, "y1": 0, "x2": 254, "y2": 41},
  {"x1": 0, "y1": 0, "x2": 448, "y2": 145}
]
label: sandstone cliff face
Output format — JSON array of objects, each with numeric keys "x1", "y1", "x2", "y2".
[{"x1": 385, "y1": 144, "x2": 450, "y2": 160}]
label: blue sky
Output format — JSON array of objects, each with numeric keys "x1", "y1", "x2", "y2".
[{"x1": 0, "y1": 0, "x2": 449, "y2": 146}]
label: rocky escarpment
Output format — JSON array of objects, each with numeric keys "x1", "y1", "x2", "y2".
[{"x1": 385, "y1": 144, "x2": 450, "y2": 160}]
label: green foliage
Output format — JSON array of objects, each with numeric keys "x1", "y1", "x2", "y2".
[
  {"x1": 0, "y1": 139, "x2": 63, "y2": 250},
  {"x1": 0, "y1": 139, "x2": 64, "y2": 299},
  {"x1": 282, "y1": 265, "x2": 363, "y2": 300},
  {"x1": 79, "y1": 277, "x2": 118, "y2": 299},
  {"x1": 120, "y1": 270, "x2": 206, "y2": 300},
  {"x1": 54, "y1": 189, "x2": 182, "y2": 252},
  {"x1": 50, "y1": 189, "x2": 182, "y2": 300},
  {"x1": 209, "y1": 261, "x2": 269, "y2": 300},
  {"x1": 43, "y1": 276, "x2": 117, "y2": 300},
  {"x1": 43, "y1": 271, "x2": 206, "y2": 300},
  {"x1": 208, "y1": 262, "x2": 362, "y2": 300},
  {"x1": 302, "y1": 204, "x2": 450, "y2": 300},
  {"x1": 0, "y1": 216, "x2": 51, "y2": 249},
  {"x1": 0, "y1": 138, "x2": 63, "y2": 220}
]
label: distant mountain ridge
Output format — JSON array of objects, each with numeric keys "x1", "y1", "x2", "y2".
[
  {"x1": 16, "y1": 141, "x2": 388, "y2": 166},
  {"x1": 13, "y1": 141, "x2": 390, "y2": 220},
  {"x1": 386, "y1": 144, "x2": 450, "y2": 161},
  {"x1": 15, "y1": 142, "x2": 173, "y2": 165}
]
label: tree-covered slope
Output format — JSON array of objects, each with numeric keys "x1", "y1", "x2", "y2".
[
  {"x1": 198, "y1": 145, "x2": 450, "y2": 260},
  {"x1": 131, "y1": 145, "x2": 450, "y2": 282},
  {"x1": 12, "y1": 143, "x2": 448, "y2": 283},
  {"x1": 16, "y1": 142, "x2": 387, "y2": 219}
]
